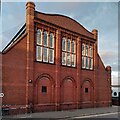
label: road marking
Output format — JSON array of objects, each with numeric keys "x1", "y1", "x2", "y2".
[
  {"x1": 19, "y1": 115, "x2": 32, "y2": 118},
  {"x1": 73, "y1": 112, "x2": 119, "y2": 119}
]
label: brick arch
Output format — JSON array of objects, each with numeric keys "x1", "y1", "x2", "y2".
[
  {"x1": 81, "y1": 78, "x2": 94, "y2": 107},
  {"x1": 81, "y1": 78, "x2": 94, "y2": 88},
  {"x1": 33, "y1": 73, "x2": 55, "y2": 106},
  {"x1": 34, "y1": 73, "x2": 55, "y2": 86},
  {"x1": 61, "y1": 76, "x2": 76, "y2": 104},
  {"x1": 61, "y1": 76, "x2": 77, "y2": 87}
]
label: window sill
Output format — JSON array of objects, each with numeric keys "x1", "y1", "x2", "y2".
[
  {"x1": 35, "y1": 60, "x2": 55, "y2": 65},
  {"x1": 61, "y1": 65, "x2": 77, "y2": 69},
  {"x1": 81, "y1": 68, "x2": 94, "y2": 71}
]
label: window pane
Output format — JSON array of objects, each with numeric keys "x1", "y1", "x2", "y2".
[
  {"x1": 49, "y1": 49, "x2": 54, "y2": 63},
  {"x1": 86, "y1": 44, "x2": 89, "y2": 56},
  {"x1": 50, "y1": 33, "x2": 54, "y2": 48},
  {"x1": 62, "y1": 38, "x2": 66, "y2": 51},
  {"x1": 82, "y1": 56, "x2": 85, "y2": 68},
  {"x1": 42, "y1": 86, "x2": 47, "y2": 93},
  {"x1": 43, "y1": 47, "x2": 48, "y2": 62},
  {"x1": 67, "y1": 39, "x2": 70, "y2": 52},
  {"x1": 85, "y1": 88, "x2": 88, "y2": 93},
  {"x1": 86, "y1": 57, "x2": 89, "y2": 68},
  {"x1": 36, "y1": 29, "x2": 42, "y2": 45},
  {"x1": 67, "y1": 53, "x2": 71, "y2": 66},
  {"x1": 72, "y1": 54, "x2": 76, "y2": 67},
  {"x1": 36, "y1": 46, "x2": 42, "y2": 61},
  {"x1": 90, "y1": 58, "x2": 93, "y2": 70},
  {"x1": 82, "y1": 43, "x2": 85, "y2": 55},
  {"x1": 72, "y1": 40, "x2": 75, "y2": 53},
  {"x1": 44, "y1": 31, "x2": 48, "y2": 46},
  {"x1": 62, "y1": 52, "x2": 66, "y2": 65},
  {"x1": 90, "y1": 46, "x2": 93, "y2": 57}
]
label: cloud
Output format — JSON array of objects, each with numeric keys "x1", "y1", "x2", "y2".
[{"x1": 99, "y1": 50, "x2": 118, "y2": 72}]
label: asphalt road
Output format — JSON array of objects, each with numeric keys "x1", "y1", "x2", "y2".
[
  {"x1": 72, "y1": 112, "x2": 119, "y2": 119},
  {"x1": 1, "y1": 106, "x2": 120, "y2": 120}
]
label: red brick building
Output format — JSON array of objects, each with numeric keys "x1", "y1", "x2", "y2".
[{"x1": 1, "y1": 2, "x2": 112, "y2": 114}]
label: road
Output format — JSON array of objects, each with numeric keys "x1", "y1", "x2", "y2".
[
  {"x1": 2, "y1": 106, "x2": 120, "y2": 120},
  {"x1": 72, "y1": 112, "x2": 119, "y2": 119}
]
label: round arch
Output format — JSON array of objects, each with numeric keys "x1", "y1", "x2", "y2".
[
  {"x1": 61, "y1": 76, "x2": 77, "y2": 87},
  {"x1": 33, "y1": 73, "x2": 55, "y2": 106},
  {"x1": 34, "y1": 73, "x2": 55, "y2": 86}
]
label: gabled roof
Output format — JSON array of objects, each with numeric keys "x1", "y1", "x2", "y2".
[
  {"x1": 2, "y1": 24, "x2": 26, "y2": 53},
  {"x1": 35, "y1": 11, "x2": 94, "y2": 39}
]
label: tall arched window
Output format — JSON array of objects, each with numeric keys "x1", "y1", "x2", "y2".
[
  {"x1": 62, "y1": 38, "x2": 66, "y2": 51},
  {"x1": 82, "y1": 43, "x2": 93, "y2": 70},
  {"x1": 36, "y1": 29, "x2": 42, "y2": 61},
  {"x1": 44, "y1": 31, "x2": 48, "y2": 46},
  {"x1": 67, "y1": 39, "x2": 70, "y2": 52},
  {"x1": 36, "y1": 29, "x2": 42, "y2": 45},
  {"x1": 62, "y1": 37, "x2": 76, "y2": 67},
  {"x1": 49, "y1": 33, "x2": 54, "y2": 63},
  {"x1": 62, "y1": 38, "x2": 67, "y2": 65},
  {"x1": 71, "y1": 40, "x2": 76, "y2": 67},
  {"x1": 50, "y1": 33, "x2": 54, "y2": 48},
  {"x1": 36, "y1": 29, "x2": 55, "y2": 64}
]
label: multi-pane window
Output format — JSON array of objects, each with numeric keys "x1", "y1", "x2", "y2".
[
  {"x1": 62, "y1": 37, "x2": 76, "y2": 67},
  {"x1": 36, "y1": 29, "x2": 54, "y2": 64},
  {"x1": 82, "y1": 43, "x2": 93, "y2": 70}
]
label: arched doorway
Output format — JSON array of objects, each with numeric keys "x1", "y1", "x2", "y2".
[
  {"x1": 34, "y1": 74, "x2": 55, "y2": 111},
  {"x1": 81, "y1": 79, "x2": 94, "y2": 108},
  {"x1": 60, "y1": 77, "x2": 76, "y2": 110}
]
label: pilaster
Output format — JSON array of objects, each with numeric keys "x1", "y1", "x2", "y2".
[{"x1": 26, "y1": 2, "x2": 35, "y2": 110}]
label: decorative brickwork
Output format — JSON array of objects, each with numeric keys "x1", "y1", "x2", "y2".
[{"x1": 1, "y1": 2, "x2": 112, "y2": 115}]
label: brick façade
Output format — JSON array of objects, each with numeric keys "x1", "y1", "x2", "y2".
[{"x1": 1, "y1": 2, "x2": 112, "y2": 115}]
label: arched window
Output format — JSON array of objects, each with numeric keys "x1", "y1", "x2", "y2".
[
  {"x1": 36, "y1": 29, "x2": 55, "y2": 64},
  {"x1": 82, "y1": 43, "x2": 93, "y2": 70},
  {"x1": 86, "y1": 44, "x2": 89, "y2": 56},
  {"x1": 36, "y1": 29, "x2": 42, "y2": 45},
  {"x1": 62, "y1": 37, "x2": 76, "y2": 67},
  {"x1": 44, "y1": 31, "x2": 48, "y2": 46},
  {"x1": 50, "y1": 33, "x2": 54, "y2": 48},
  {"x1": 82, "y1": 43, "x2": 85, "y2": 55},
  {"x1": 49, "y1": 33, "x2": 54, "y2": 63},
  {"x1": 72, "y1": 40, "x2": 75, "y2": 53},
  {"x1": 67, "y1": 39, "x2": 70, "y2": 52},
  {"x1": 62, "y1": 38, "x2": 66, "y2": 51}
]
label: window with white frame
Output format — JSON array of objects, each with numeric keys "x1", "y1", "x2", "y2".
[
  {"x1": 36, "y1": 29, "x2": 54, "y2": 64},
  {"x1": 62, "y1": 37, "x2": 76, "y2": 67},
  {"x1": 82, "y1": 43, "x2": 93, "y2": 70}
]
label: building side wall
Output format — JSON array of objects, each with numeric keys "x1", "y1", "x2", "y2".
[
  {"x1": 2, "y1": 36, "x2": 27, "y2": 106},
  {"x1": 97, "y1": 55, "x2": 111, "y2": 107}
]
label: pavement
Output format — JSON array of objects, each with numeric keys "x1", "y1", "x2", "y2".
[{"x1": 1, "y1": 106, "x2": 120, "y2": 119}]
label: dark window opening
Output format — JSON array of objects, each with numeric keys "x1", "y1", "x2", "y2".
[
  {"x1": 114, "y1": 92, "x2": 117, "y2": 96},
  {"x1": 42, "y1": 86, "x2": 47, "y2": 93},
  {"x1": 85, "y1": 88, "x2": 88, "y2": 93}
]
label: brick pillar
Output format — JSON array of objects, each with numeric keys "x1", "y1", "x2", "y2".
[
  {"x1": 106, "y1": 66, "x2": 112, "y2": 106},
  {"x1": 92, "y1": 29, "x2": 98, "y2": 107},
  {"x1": 76, "y1": 37, "x2": 81, "y2": 108},
  {"x1": 26, "y1": 2, "x2": 35, "y2": 111},
  {"x1": 55, "y1": 29, "x2": 61, "y2": 110}
]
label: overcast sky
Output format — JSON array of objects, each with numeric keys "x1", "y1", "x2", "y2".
[{"x1": 0, "y1": 1, "x2": 119, "y2": 85}]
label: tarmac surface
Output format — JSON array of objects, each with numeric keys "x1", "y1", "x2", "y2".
[{"x1": 1, "y1": 106, "x2": 120, "y2": 120}]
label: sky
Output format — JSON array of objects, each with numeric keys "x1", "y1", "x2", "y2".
[{"x1": 0, "y1": 1, "x2": 119, "y2": 85}]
